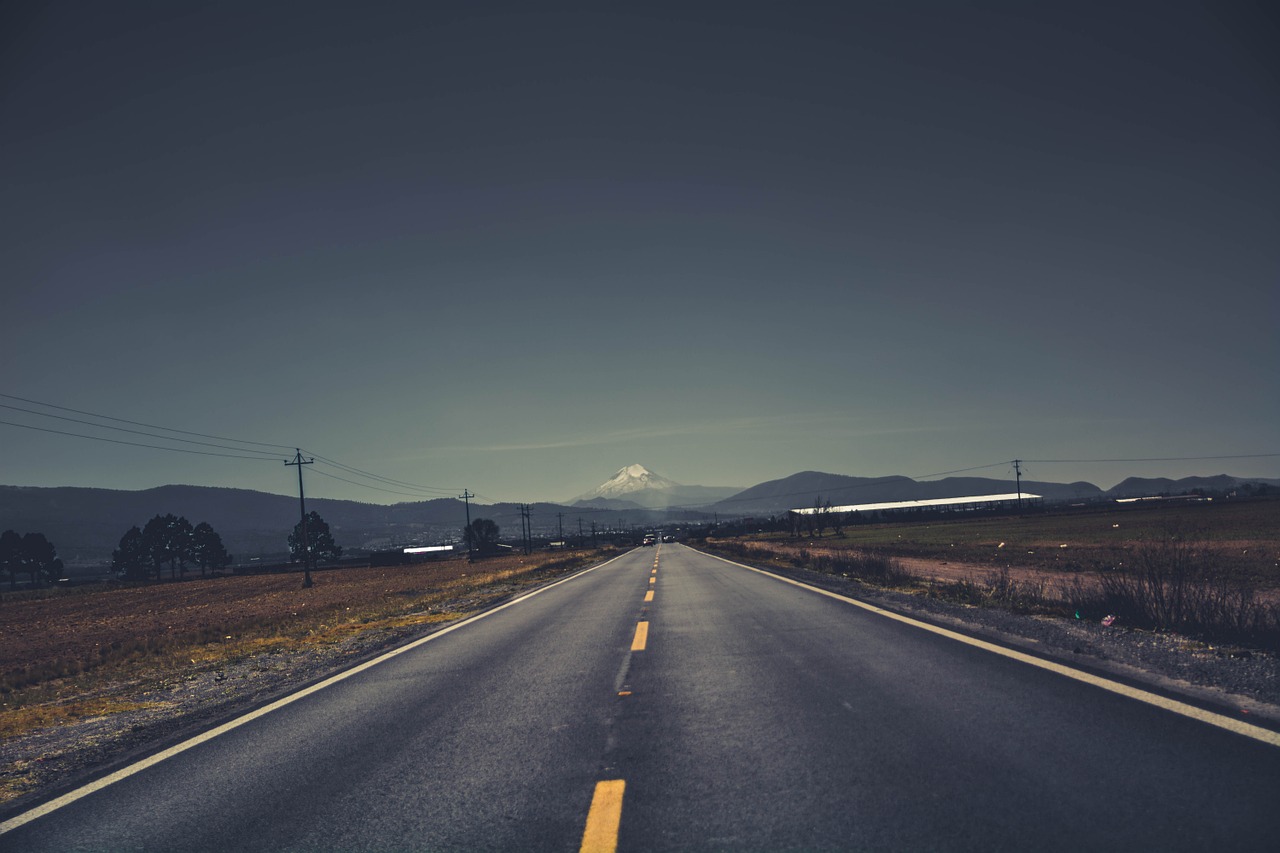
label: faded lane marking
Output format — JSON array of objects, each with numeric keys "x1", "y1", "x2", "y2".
[
  {"x1": 704, "y1": 551, "x2": 1280, "y2": 749},
  {"x1": 580, "y1": 779, "x2": 626, "y2": 853},
  {"x1": 631, "y1": 621, "x2": 649, "y2": 651}
]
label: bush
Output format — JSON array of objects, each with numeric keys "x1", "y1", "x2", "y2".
[{"x1": 1081, "y1": 528, "x2": 1280, "y2": 650}]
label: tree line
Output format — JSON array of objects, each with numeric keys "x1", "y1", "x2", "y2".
[
  {"x1": 110, "y1": 510, "x2": 344, "y2": 581},
  {"x1": 1, "y1": 530, "x2": 63, "y2": 589},
  {"x1": 5, "y1": 508, "x2": 423, "y2": 588},
  {"x1": 112, "y1": 514, "x2": 233, "y2": 580}
]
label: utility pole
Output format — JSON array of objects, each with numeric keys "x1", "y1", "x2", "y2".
[
  {"x1": 1013, "y1": 459, "x2": 1023, "y2": 511},
  {"x1": 285, "y1": 449, "x2": 315, "y2": 588},
  {"x1": 556, "y1": 511, "x2": 565, "y2": 545},
  {"x1": 578, "y1": 517, "x2": 584, "y2": 548},
  {"x1": 460, "y1": 490, "x2": 474, "y2": 562},
  {"x1": 519, "y1": 503, "x2": 532, "y2": 555},
  {"x1": 591, "y1": 520, "x2": 597, "y2": 548}
]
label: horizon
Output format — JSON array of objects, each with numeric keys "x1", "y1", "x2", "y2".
[
  {"x1": 3, "y1": 462, "x2": 1278, "y2": 510},
  {"x1": 2, "y1": 3, "x2": 1276, "y2": 505}
]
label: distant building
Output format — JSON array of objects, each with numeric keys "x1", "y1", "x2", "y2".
[{"x1": 791, "y1": 493, "x2": 1040, "y2": 516}]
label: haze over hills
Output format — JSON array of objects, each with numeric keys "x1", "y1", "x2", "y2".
[{"x1": 2, "y1": 468, "x2": 1277, "y2": 567}]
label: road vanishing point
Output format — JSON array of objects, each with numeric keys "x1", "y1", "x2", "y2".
[{"x1": 4, "y1": 543, "x2": 1279, "y2": 851}]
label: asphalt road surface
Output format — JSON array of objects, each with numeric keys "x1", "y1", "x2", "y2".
[{"x1": 6, "y1": 543, "x2": 1280, "y2": 851}]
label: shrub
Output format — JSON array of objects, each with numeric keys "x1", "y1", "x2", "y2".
[{"x1": 1083, "y1": 528, "x2": 1280, "y2": 649}]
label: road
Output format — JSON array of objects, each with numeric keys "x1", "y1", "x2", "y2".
[{"x1": 5, "y1": 543, "x2": 1279, "y2": 851}]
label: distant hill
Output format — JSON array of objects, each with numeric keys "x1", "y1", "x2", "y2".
[
  {"x1": 0, "y1": 484, "x2": 706, "y2": 566},
  {"x1": 572, "y1": 497, "x2": 646, "y2": 511},
  {"x1": 712, "y1": 471, "x2": 1103, "y2": 515},
  {"x1": 1104, "y1": 475, "x2": 1280, "y2": 499},
  {"x1": 6, "y1": 470, "x2": 1275, "y2": 566}
]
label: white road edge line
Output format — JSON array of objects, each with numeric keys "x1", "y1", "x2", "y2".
[
  {"x1": 704, "y1": 550, "x2": 1280, "y2": 749},
  {"x1": 0, "y1": 551, "x2": 635, "y2": 835}
]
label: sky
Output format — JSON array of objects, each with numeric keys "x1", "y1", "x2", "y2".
[{"x1": 2, "y1": 1, "x2": 1277, "y2": 506}]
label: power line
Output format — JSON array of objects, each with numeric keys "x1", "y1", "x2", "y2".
[
  {"x1": 0, "y1": 392, "x2": 294, "y2": 450},
  {"x1": 0, "y1": 392, "x2": 460, "y2": 499},
  {"x1": 1026, "y1": 453, "x2": 1280, "y2": 464},
  {"x1": 0, "y1": 419, "x2": 280, "y2": 461},
  {"x1": 0, "y1": 402, "x2": 283, "y2": 458},
  {"x1": 307, "y1": 467, "x2": 460, "y2": 499},
  {"x1": 302, "y1": 451, "x2": 459, "y2": 495}
]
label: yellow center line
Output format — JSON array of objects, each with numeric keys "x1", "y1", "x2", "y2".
[
  {"x1": 580, "y1": 779, "x2": 626, "y2": 853},
  {"x1": 648, "y1": 576, "x2": 655, "y2": 585},
  {"x1": 644, "y1": 590, "x2": 654, "y2": 602},
  {"x1": 631, "y1": 621, "x2": 649, "y2": 651}
]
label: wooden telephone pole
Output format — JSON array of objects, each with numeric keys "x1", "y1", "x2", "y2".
[
  {"x1": 1014, "y1": 459, "x2": 1023, "y2": 511},
  {"x1": 460, "y1": 490, "x2": 475, "y2": 562},
  {"x1": 285, "y1": 449, "x2": 315, "y2": 588}
]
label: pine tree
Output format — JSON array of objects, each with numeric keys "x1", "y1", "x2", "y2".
[
  {"x1": 191, "y1": 522, "x2": 232, "y2": 576},
  {"x1": 112, "y1": 525, "x2": 149, "y2": 580},
  {"x1": 289, "y1": 511, "x2": 343, "y2": 564}
]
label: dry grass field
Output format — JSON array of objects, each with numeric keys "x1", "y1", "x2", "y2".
[
  {"x1": 0, "y1": 549, "x2": 614, "y2": 740},
  {"x1": 705, "y1": 497, "x2": 1280, "y2": 649}
]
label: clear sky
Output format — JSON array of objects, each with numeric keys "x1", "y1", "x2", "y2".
[{"x1": 2, "y1": 1, "x2": 1277, "y2": 505}]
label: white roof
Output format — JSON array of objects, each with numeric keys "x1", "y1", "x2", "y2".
[{"x1": 791, "y1": 493, "x2": 1040, "y2": 515}]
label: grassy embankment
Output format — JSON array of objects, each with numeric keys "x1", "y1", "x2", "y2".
[
  {"x1": 700, "y1": 498, "x2": 1280, "y2": 650},
  {"x1": 0, "y1": 548, "x2": 615, "y2": 742}
]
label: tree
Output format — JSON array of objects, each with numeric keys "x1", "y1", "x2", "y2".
[
  {"x1": 812, "y1": 498, "x2": 832, "y2": 538},
  {"x1": 191, "y1": 522, "x2": 232, "y2": 576},
  {"x1": 112, "y1": 525, "x2": 150, "y2": 580},
  {"x1": 787, "y1": 511, "x2": 803, "y2": 539},
  {"x1": 19, "y1": 532, "x2": 62, "y2": 587},
  {"x1": 1, "y1": 529, "x2": 22, "y2": 590},
  {"x1": 142, "y1": 514, "x2": 195, "y2": 580},
  {"x1": 463, "y1": 518, "x2": 501, "y2": 555},
  {"x1": 289, "y1": 511, "x2": 342, "y2": 564}
]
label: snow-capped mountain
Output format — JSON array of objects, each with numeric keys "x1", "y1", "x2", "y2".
[
  {"x1": 582, "y1": 464, "x2": 680, "y2": 499},
  {"x1": 570, "y1": 465, "x2": 741, "y2": 509}
]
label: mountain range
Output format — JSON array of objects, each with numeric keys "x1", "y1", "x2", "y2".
[{"x1": 2, "y1": 467, "x2": 1276, "y2": 566}]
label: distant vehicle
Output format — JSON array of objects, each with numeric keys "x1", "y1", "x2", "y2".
[
  {"x1": 642, "y1": 536, "x2": 656, "y2": 546},
  {"x1": 662, "y1": 535, "x2": 675, "y2": 542}
]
